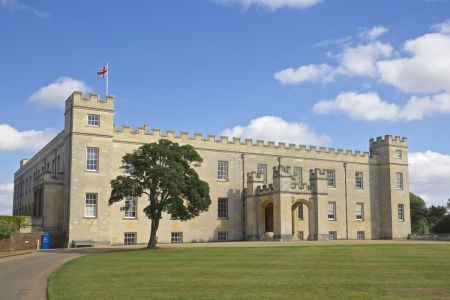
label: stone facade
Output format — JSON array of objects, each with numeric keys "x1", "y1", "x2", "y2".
[{"x1": 13, "y1": 92, "x2": 411, "y2": 246}]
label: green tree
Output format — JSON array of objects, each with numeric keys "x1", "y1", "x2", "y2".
[
  {"x1": 427, "y1": 205, "x2": 447, "y2": 231},
  {"x1": 409, "y1": 193, "x2": 430, "y2": 234},
  {"x1": 433, "y1": 214, "x2": 450, "y2": 234},
  {"x1": 109, "y1": 139, "x2": 211, "y2": 248}
]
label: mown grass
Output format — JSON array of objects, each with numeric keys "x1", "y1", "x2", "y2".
[{"x1": 49, "y1": 244, "x2": 450, "y2": 299}]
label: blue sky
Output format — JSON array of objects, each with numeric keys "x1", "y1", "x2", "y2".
[{"x1": 1, "y1": 0, "x2": 450, "y2": 214}]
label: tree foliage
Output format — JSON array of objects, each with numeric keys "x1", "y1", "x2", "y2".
[
  {"x1": 109, "y1": 139, "x2": 211, "y2": 248},
  {"x1": 0, "y1": 216, "x2": 26, "y2": 238},
  {"x1": 433, "y1": 214, "x2": 450, "y2": 234},
  {"x1": 409, "y1": 193, "x2": 430, "y2": 234}
]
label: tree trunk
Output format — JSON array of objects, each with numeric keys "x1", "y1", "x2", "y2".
[{"x1": 147, "y1": 217, "x2": 160, "y2": 249}]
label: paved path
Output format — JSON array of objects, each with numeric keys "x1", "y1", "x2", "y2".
[{"x1": 0, "y1": 248, "x2": 123, "y2": 300}]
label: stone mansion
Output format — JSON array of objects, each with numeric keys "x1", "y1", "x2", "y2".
[{"x1": 13, "y1": 92, "x2": 411, "y2": 247}]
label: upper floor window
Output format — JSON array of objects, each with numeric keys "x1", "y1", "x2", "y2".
[
  {"x1": 396, "y1": 172, "x2": 403, "y2": 190},
  {"x1": 327, "y1": 201, "x2": 336, "y2": 220},
  {"x1": 326, "y1": 169, "x2": 336, "y2": 188},
  {"x1": 85, "y1": 193, "x2": 97, "y2": 218},
  {"x1": 124, "y1": 164, "x2": 134, "y2": 176},
  {"x1": 395, "y1": 150, "x2": 402, "y2": 159},
  {"x1": 217, "y1": 161, "x2": 228, "y2": 181},
  {"x1": 356, "y1": 203, "x2": 364, "y2": 220},
  {"x1": 124, "y1": 196, "x2": 137, "y2": 219},
  {"x1": 86, "y1": 147, "x2": 99, "y2": 171},
  {"x1": 297, "y1": 204, "x2": 304, "y2": 220},
  {"x1": 293, "y1": 167, "x2": 302, "y2": 184},
  {"x1": 218, "y1": 198, "x2": 228, "y2": 219},
  {"x1": 355, "y1": 171, "x2": 364, "y2": 189},
  {"x1": 87, "y1": 114, "x2": 100, "y2": 127},
  {"x1": 257, "y1": 163, "x2": 267, "y2": 183},
  {"x1": 398, "y1": 204, "x2": 404, "y2": 221}
]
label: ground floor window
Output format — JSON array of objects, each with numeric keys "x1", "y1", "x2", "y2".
[
  {"x1": 171, "y1": 232, "x2": 183, "y2": 243},
  {"x1": 218, "y1": 231, "x2": 228, "y2": 242},
  {"x1": 298, "y1": 231, "x2": 304, "y2": 240},
  {"x1": 357, "y1": 231, "x2": 365, "y2": 240},
  {"x1": 124, "y1": 233, "x2": 136, "y2": 245},
  {"x1": 328, "y1": 231, "x2": 337, "y2": 240}
]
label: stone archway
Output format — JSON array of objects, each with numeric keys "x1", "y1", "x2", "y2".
[{"x1": 291, "y1": 200, "x2": 311, "y2": 240}]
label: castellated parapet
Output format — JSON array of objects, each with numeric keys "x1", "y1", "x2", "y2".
[{"x1": 369, "y1": 135, "x2": 408, "y2": 149}]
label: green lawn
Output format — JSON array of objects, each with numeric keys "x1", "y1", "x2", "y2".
[{"x1": 49, "y1": 244, "x2": 450, "y2": 300}]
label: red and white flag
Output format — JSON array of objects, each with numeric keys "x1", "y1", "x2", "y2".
[{"x1": 97, "y1": 65, "x2": 108, "y2": 78}]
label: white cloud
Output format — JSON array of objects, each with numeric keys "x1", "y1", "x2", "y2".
[
  {"x1": 359, "y1": 26, "x2": 389, "y2": 40},
  {"x1": 0, "y1": 124, "x2": 56, "y2": 152},
  {"x1": 274, "y1": 64, "x2": 334, "y2": 84},
  {"x1": 29, "y1": 77, "x2": 90, "y2": 108},
  {"x1": 431, "y1": 19, "x2": 450, "y2": 34},
  {"x1": 409, "y1": 151, "x2": 450, "y2": 207},
  {"x1": 313, "y1": 92, "x2": 399, "y2": 121},
  {"x1": 0, "y1": 183, "x2": 13, "y2": 215},
  {"x1": 0, "y1": 0, "x2": 49, "y2": 18},
  {"x1": 377, "y1": 33, "x2": 450, "y2": 93},
  {"x1": 214, "y1": 0, "x2": 322, "y2": 10},
  {"x1": 221, "y1": 116, "x2": 331, "y2": 146},
  {"x1": 313, "y1": 91, "x2": 450, "y2": 121},
  {"x1": 275, "y1": 40, "x2": 393, "y2": 84},
  {"x1": 338, "y1": 41, "x2": 393, "y2": 77}
]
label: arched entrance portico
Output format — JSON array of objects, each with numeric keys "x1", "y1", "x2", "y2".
[{"x1": 291, "y1": 199, "x2": 312, "y2": 240}]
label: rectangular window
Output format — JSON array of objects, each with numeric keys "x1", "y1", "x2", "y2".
[
  {"x1": 355, "y1": 172, "x2": 363, "y2": 189},
  {"x1": 356, "y1": 203, "x2": 364, "y2": 220},
  {"x1": 293, "y1": 167, "x2": 302, "y2": 184},
  {"x1": 85, "y1": 193, "x2": 97, "y2": 218},
  {"x1": 398, "y1": 204, "x2": 404, "y2": 221},
  {"x1": 396, "y1": 172, "x2": 403, "y2": 190},
  {"x1": 124, "y1": 196, "x2": 137, "y2": 219},
  {"x1": 327, "y1": 202, "x2": 336, "y2": 220},
  {"x1": 171, "y1": 232, "x2": 183, "y2": 243},
  {"x1": 86, "y1": 147, "x2": 99, "y2": 171},
  {"x1": 257, "y1": 163, "x2": 267, "y2": 183},
  {"x1": 217, "y1": 161, "x2": 228, "y2": 181},
  {"x1": 297, "y1": 204, "x2": 304, "y2": 220},
  {"x1": 87, "y1": 114, "x2": 100, "y2": 127},
  {"x1": 218, "y1": 198, "x2": 228, "y2": 219},
  {"x1": 218, "y1": 231, "x2": 228, "y2": 242},
  {"x1": 395, "y1": 150, "x2": 402, "y2": 159},
  {"x1": 124, "y1": 233, "x2": 136, "y2": 245},
  {"x1": 326, "y1": 169, "x2": 336, "y2": 188},
  {"x1": 329, "y1": 231, "x2": 337, "y2": 240},
  {"x1": 357, "y1": 231, "x2": 365, "y2": 240}
]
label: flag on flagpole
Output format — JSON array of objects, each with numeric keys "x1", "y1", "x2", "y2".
[
  {"x1": 97, "y1": 65, "x2": 108, "y2": 78},
  {"x1": 97, "y1": 63, "x2": 109, "y2": 95}
]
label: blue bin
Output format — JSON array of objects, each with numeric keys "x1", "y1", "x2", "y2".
[{"x1": 41, "y1": 232, "x2": 52, "y2": 249}]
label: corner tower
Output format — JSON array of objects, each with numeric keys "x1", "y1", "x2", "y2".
[{"x1": 370, "y1": 135, "x2": 411, "y2": 239}]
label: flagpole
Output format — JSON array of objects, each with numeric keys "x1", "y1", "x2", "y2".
[{"x1": 106, "y1": 61, "x2": 109, "y2": 96}]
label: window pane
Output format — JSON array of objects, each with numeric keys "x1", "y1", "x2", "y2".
[
  {"x1": 124, "y1": 196, "x2": 136, "y2": 218},
  {"x1": 218, "y1": 198, "x2": 228, "y2": 219},
  {"x1": 257, "y1": 164, "x2": 267, "y2": 183},
  {"x1": 87, "y1": 114, "x2": 100, "y2": 126},
  {"x1": 326, "y1": 170, "x2": 335, "y2": 187},
  {"x1": 293, "y1": 167, "x2": 302, "y2": 184},
  {"x1": 356, "y1": 203, "x2": 364, "y2": 220},
  {"x1": 327, "y1": 202, "x2": 336, "y2": 220},
  {"x1": 355, "y1": 172, "x2": 363, "y2": 189},
  {"x1": 396, "y1": 173, "x2": 403, "y2": 189},
  {"x1": 86, "y1": 148, "x2": 99, "y2": 171},
  {"x1": 217, "y1": 161, "x2": 228, "y2": 181},
  {"x1": 85, "y1": 193, "x2": 97, "y2": 217}
]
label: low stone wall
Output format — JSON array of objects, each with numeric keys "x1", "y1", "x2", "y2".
[
  {"x1": 0, "y1": 233, "x2": 41, "y2": 252},
  {"x1": 408, "y1": 234, "x2": 450, "y2": 241}
]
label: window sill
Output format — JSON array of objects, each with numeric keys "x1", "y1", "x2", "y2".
[
  {"x1": 217, "y1": 217, "x2": 229, "y2": 220},
  {"x1": 87, "y1": 125, "x2": 100, "y2": 128},
  {"x1": 356, "y1": 219, "x2": 364, "y2": 221},
  {"x1": 123, "y1": 217, "x2": 137, "y2": 220},
  {"x1": 217, "y1": 179, "x2": 229, "y2": 182},
  {"x1": 328, "y1": 219, "x2": 336, "y2": 221},
  {"x1": 84, "y1": 216, "x2": 97, "y2": 219},
  {"x1": 85, "y1": 170, "x2": 99, "y2": 173}
]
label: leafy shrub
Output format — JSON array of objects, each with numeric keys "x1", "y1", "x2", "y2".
[{"x1": 0, "y1": 216, "x2": 27, "y2": 238}]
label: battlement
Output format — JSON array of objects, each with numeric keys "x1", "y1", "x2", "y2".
[
  {"x1": 113, "y1": 125, "x2": 372, "y2": 161},
  {"x1": 273, "y1": 165, "x2": 292, "y2": 177},
  {"x1": 65, "y1": 91, "x2": 114, "y2": 112},
  {"x1": 247, "y1": 171, "x2": 264, "y2": 182},
  {"x1": 369, "y1": 135, "x2": 408, "y2": 148},
  {"x1": 309, "y1": 168, "x2": 327, "y2": 178},
  {"x1": 256, "y1": 184, "x2": 274, "y2": 194}
]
